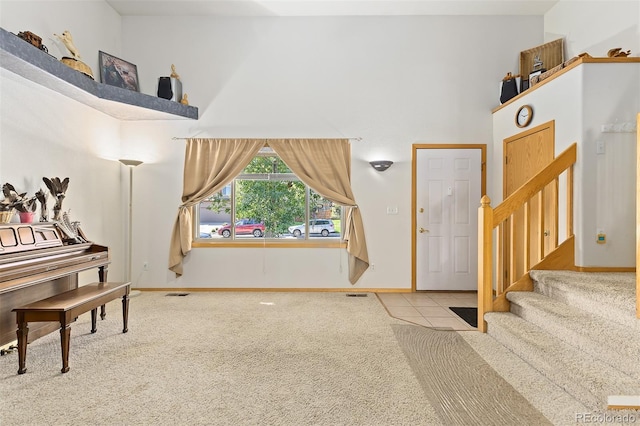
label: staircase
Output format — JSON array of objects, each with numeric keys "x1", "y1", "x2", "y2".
[{"x1": 484, "y1": 270, "x2": 640, "y2": 412}]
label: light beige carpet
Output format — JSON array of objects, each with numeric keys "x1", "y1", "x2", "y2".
[
  {"x1": 0, "y1": 291, "x2": 549, "y2": 425},
  {"x1": 393, "y1": 324, "x2": 551, "y2": 426},
  {"x1": 0, "y1": 292, "x2": 440, "y2": 425}
]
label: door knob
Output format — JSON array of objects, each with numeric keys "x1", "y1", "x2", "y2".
[
  {"x1": 419, "y1": 208, "x2": 424, "y2": 213},
  {"x1": 419, "y1": 227, "x2": 429, "y2": 233}
]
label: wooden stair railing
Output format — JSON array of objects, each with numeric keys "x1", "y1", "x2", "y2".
[{"x1": 477, "y1": 143, "x2": 577, "y2": 332}]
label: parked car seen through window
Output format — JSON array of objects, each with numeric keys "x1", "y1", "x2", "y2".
[
  {"x1": 288, "y1": 219, "x2": 335, "y2": 237},
  {"x1": 196, "y1": 149, "x2": 343, "y2": 242}
]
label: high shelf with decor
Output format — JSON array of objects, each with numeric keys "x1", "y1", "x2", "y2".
[
  {"x1": 0, "y1": 27, "x2": 198, "y2": 120},
  {"x1": 492, "y1": 56, "x2": 640, "y2": 272}
]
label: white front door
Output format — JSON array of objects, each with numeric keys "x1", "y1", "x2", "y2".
[{"x1": 416, "y1": 148, "x2": 481, "y2": 290}]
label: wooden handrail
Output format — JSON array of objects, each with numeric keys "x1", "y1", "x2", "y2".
[
  {"x1": 493, "y1": 144, "x2": 576, "y2": 225},
  {"x1": 478, "y1": 143, "x2": 577, "y2": 332}
]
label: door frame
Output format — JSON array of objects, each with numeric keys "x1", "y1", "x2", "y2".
[{"x1": 411, "y1": 144, "x2": 487, "y2": 292}]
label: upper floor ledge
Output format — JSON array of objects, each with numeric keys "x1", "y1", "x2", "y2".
[
  {"x1": 493, "y1": 56, "x2": 640, "y2": 114},
  {"x1": 0, "y1": 27, "x2": 198, "y2": 121}
]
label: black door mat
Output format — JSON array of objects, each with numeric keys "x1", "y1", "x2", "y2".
[{"x1": 449, "y1": 307, "x2": 477, "y2": 328}]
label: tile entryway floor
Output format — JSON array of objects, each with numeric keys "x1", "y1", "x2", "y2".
[{"x1": 376, "y1": 292, "x2": 478, "y2": 330}]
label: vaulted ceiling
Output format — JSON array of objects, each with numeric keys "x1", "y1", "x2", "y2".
[{"x1": 106, "y1": 0, "x2": 560, "y2": 17}]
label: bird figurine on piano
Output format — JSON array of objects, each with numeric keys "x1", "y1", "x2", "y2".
[
  {"x1": 55, "y1": 211, "x2": 87, "y2": 244},
  {"x1": 43, "y1": 177, "x2": 69, "y2": 221},
  {"x1": 35, "y1": 189, "x2": 49, "y2": 222}
]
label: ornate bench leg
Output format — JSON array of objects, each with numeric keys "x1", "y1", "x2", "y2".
[
  {"x1": 122, "y1": 293, "x2": 129, "y2": 333},
  {"x1": 60, "y1": 322, "x2": 71, "y2": 373},
  {"x1": 16, "y1": 313, "x2": 28, "y2": 375},
  {"x1": 91, "y1": 308, "x2": 98, "y2": 333},
  {"x1": 100, "y1": 304, "x2": 106, "y2": 320}
]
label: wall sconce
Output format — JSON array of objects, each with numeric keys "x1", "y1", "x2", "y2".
[{"x1": 369, "y1": 160, "x2": 393, "y2": 172}]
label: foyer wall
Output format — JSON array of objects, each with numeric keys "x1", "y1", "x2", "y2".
[
  {"x1": 118, "y1": 15, "x2": 542, "y2": 289},
  {"x1": 2, "y1": 1, "x2": 636, "y2": 289}
]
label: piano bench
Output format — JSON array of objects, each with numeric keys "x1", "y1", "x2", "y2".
[{"x1": 12, "y1": 281, "x2": 130, "y2": 374}]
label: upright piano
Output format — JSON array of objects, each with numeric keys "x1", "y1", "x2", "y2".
[{"x1": 0, "y1": 222, "x2": 109, "y2": 347}]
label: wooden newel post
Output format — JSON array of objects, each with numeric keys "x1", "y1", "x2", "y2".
[{"x1": 478, "y1": 195, "x2": 493, "y2": 333}]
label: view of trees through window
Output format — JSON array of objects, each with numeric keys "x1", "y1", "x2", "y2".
[{"x1": 197, "y1": 152, "x2": 342, "y2": 241}]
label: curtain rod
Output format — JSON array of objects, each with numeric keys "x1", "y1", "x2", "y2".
[{"x1": 171, "y1": 137, "x2": 363, "y2": 141}]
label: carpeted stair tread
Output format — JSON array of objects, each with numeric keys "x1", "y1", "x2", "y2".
[
  {"x1": 506, "y1": 291, "x2": 640, "y2": 380},
  {"x1": 485, "y1": 311, "x2": 640, "y2": 411},
  {"x1": 529, "y1": 270, "x2": 638, "y2": 330}
]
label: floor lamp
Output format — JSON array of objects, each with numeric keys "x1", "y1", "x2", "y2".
[{"x1": 119, "y1": 159, "x2": 143, "y2": 293}]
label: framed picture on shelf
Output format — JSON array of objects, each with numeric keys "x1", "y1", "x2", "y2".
[{"x1": 98, "y1": 51, "x2": 139, "y2": 92}]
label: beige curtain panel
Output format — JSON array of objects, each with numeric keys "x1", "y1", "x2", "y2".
[
  {"x1": 269, "y1": 138, "x2": 369, "y2": 283},
  {"x1": 169, "y1": 138, "x2": 369, "y2": 284},
  {"x1": 168, "y1": 138, "x2": 264, "y2": 275}
]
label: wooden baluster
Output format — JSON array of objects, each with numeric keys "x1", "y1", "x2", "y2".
[
  {"x1": 538, "y1": 190, "x2": 545, "y2": 261},
  {"x1": 478, "y1": 195, "x2": 493, "y2": 333},
  {"x1": 509, "y1": 213, "x2": 516, "y2": 285},
  {"x1": 496, "y1": 222, "x2": 504, "y2": 294},
  {"x1": 567, "y1": 166, "x2": 574, "y2": 238},
  {"x1": 552, "y1": 177, "x2": 559, "y2": 249},
  {"x1": 524, "y1": 200, "x2": 530, "y2": 272}
]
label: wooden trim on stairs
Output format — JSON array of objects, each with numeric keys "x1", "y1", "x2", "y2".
[
  {"x1": 576, "y1": 266, "x2": 635, "y2": 272},
  {"x1": 532, "y1": 236, "x2": 576, "y2": 271},
  {"x1": 492, "y1": 274, "x2": 533, "y2": 312},
  {"x1": 491, "y1": 236, "x2": 576, "y2": 313}
]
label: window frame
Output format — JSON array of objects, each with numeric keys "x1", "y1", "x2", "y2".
[{"x1": 192, "y1": 150, "x2": 346, "y2": 248}]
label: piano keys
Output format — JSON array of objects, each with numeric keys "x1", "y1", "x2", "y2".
[{"x1": 0, "y1": 223, "x2": 109, "y2": 347}]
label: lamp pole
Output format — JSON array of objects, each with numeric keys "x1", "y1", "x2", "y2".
[{"x1": 119, "y1": 159, "x2": 143, "y2": 283}]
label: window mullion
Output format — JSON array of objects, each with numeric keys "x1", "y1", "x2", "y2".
[
  {"x1": 231, "y1": 180, "x2": 236, "y2": 240},
  {"x1": 305, "y1": 186, "x2": 310, "y2": 240}
]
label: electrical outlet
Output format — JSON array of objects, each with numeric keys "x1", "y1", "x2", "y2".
[
  {"x1": 370, "y1": 263, "x2": 375, "y2": 271},
  {"x1": 143, "y1": 261, "x2": 148, "y2": 271}
]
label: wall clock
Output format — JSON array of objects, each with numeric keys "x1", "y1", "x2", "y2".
[{"x1": 515, "y1": 105, "x2": 533, "y2": 128}]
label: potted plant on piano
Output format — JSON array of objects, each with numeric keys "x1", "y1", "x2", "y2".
[{"x1": 14, "y1": 195, "x2": 37, "y2": 223}]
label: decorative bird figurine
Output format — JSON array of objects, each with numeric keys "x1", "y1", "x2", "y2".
[
  {"x1": 2, "y1": 183, "x2": 26, "y2": 206},
  {"x1": 54, "y1": 30, "x2": 81, "y2": 59},
  {"x1": 607, "y1": 47, "x2": 631, "y2": 58},
  {"x1": 56, "y1": 211, "x2": 86, "y2": 244},
  {"x1": 43, "y1": 177, "x2": 69, "y2": 221},
  {"x1": 2, "y1": 182, "x2": 20, "y2": 200},
  {"x1": 170, "y1": 64, "x2": 180, "y2": 80},
  {"x1": 35, "y1": 189, "x2": 49, "y2": 222}
]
